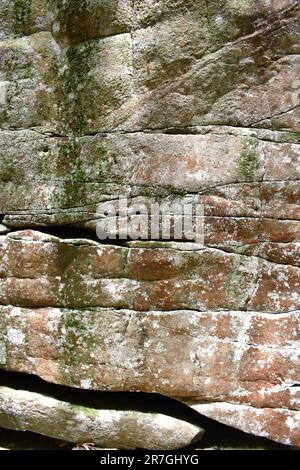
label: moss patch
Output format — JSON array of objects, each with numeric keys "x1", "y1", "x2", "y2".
[
  {"x1": 13, "y1": 0, "x2": 32, "y2": 35},
  {"x1": 238, "y1": 138, "x2": 260, "y2": 181},
  {"x1": 293, "y1": 132, "x2": 300, "y2": 142},
  {"x1": 70, "y1": 403, "x2": 99, "y2": 418},
  {"x1": 52, "y1": 138, "x2": 89, "y2": 209},
  {"x1": 96, "y1": 142, "x2": 112, "y2": 180},
  {"x1": 51, "y1": 40, "x2": 99, "y2": 134},
  {"x1": 0, "y1": 151, "x2": 24, "y2": 182},
  {"x1": 225, "y1": 259, "x2": 248, "y2": 302},
  {"x1": 59, "y1": 311, "x2": 97, "y2": 368}
]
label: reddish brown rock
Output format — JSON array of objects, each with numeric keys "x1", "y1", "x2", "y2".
[
  {"x1": 0, "y1": 0, "x2": 299, "y2": 450},
  {"x1": 191, "y1": 403, "x2": 300, "y2": 447},
  {"x1": 0, "y1": 305, "x2": 299, "y2": 406},
  {"x1": 0, "y1": 231, "x2": 299, "y2": 312},
  {"x1": 0, "y1": 229, "x2": 297, "y2": 445}
]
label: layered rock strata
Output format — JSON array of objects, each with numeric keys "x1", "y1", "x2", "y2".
[{"x1": 0, "y1": 0, "x2": 299, "y2": 448}]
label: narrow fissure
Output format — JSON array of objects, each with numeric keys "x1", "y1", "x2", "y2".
[
  {"x1": 0, "y1": 370, "x2": 290, "y2": 450},
  {"x1": 0, "y1": 224, "x2": 205, "y2": 246}
]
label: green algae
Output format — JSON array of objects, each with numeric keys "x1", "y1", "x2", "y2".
[{"x1": 238, "y1": 138, "x2": 260, "y2": 181}]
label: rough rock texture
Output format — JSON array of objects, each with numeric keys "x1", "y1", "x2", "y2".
[
  {"x1": 191, "y1": 403, "x2": 300, "y2": 447},
  {"x1": 0, "y1": 230, "x2": 299, "y2": 445},
  {"x1": 0, "y1": 386, "x2": 203, "y2": 449},
  {"x1": 0, "y1": 0, "x2": 299, "y2": 448}
]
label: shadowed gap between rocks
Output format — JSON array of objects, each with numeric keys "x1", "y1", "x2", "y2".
[
  {"x1": 0, "y1": 370, "x2": 290, "y2": 450},
  {"x1": 0, "y1": 224, "x2": 202, "y2": 246}
]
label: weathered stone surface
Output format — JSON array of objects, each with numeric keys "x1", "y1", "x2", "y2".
[
  {"x1": 43, "y1": 0, "x2": 298, "y2": 134},
  {"x1": 0, "y1": 223, "x2": 297, "y2": 446},
  {"x1": 0, "y1": 0, "x2": 299, "y2": 449},
  {"x1": 0, "y1": 225, "x2": 9, "y2": 235},
  {"x1": 0, "y1": 231, "x2": 299, "y2": 312},
  {"x1": 0, "y1": 130, "x2": 299, "y2": 260},
  {"x1": 0, "y1": 33, "x2": 61, "y2": 132},
  {"x1": 0, "y1": 0, "x2": 52, "y2": 41},
  {"x1": 1, "y1": 2, "x2": 298, "y2": 135},
  {"x1": 1, "y1": 303, "x2": 299, "y2": 405},
  {"x1": 50, "y1": 0, "x2": 133, "y2": 46},
  {"x1": 191, "y1": 403, "x2": 300, "y2": 447},
  {"x1": 100, "y1": 0, "x2": 299, "y2": 133},
  {"x1": 0, "y1": 386, "x2": 202, "y2": 449}
]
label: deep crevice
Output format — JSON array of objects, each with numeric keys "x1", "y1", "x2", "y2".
[
  {"x1": 3, "y1": 225, "x2": 205, "y2": 246},
  {"x1": 0, "y1": 370, "x2": 290, "y2": 450},
  {"x1": 24, "y1": 225, "x2": 102, "y2": 243}
]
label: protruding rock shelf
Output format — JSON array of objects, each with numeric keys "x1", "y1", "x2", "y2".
[
  {"x1": 0, "y1": 230, "x2": 299, "y2": 446},
  {"x1": 0, "y1": 230, "x2": 299, "y2": 313},
  {"x1": 0, "y1": 386, "x2": 203, "y2": 450}
]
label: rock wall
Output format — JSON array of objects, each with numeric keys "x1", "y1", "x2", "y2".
[{"x1": 0, "y1": 0, "x2": 299, "y2": 448}]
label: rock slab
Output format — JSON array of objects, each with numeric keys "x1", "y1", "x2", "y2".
[{"x1": 0, "y1": 0, "x2": 299, "y2": 448}]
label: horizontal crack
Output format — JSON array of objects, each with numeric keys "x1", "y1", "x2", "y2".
[
  {"x1": 1, "y1": 124, "x2": 300, "y2": 141},
  {"x1": 0, "y1": 369, "x2": 276, "y2": 448}
]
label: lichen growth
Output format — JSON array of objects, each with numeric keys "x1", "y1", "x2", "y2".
[
  {"x1": 96, "y1": 142, "x2": 111, "y2": 179},
  {"x1": 51, "y1": 40, "x2": 99, "y2": 135},
  {"x1": 52, "y1": 138, "x2": 89, "y2": 209},
  {"x1": 49, "y1": 0, "x2": 90, "y2": 40},
  {"x1": 238, "y1": 138, "x2": 260, "y2": 181},
  {"x1": 126, "y1": 241, "x2": 172, "y2": 249},
  {"x1": 225, "y1": 242, "x2": 251, "y2": 255},
  {"x1": 70, "y1": 403, "x2": 99, "y2": 418},
  {"x1": 118, "y1": 109, "x2": 134, "y2": 125},
  {"x1": 0, "y1": 152, "x2": 24, "y2": 182},
  {"x1": 227, "y1": 0, "x2": 251, "y2": 14},
  {"x1": 36, "y1": 153, "x2": 53, "y2": 176},
  {"x1": 58, "y1": 311, "x2": 97, "y2": 368},
  {"x1": 12, "y1": 0, "x2": 32, "y2": 35},
  {"x1": 225, "y1": 259, "x2": 247, "y2": 302}
]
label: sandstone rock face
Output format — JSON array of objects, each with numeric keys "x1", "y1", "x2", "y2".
[
  {"x1": 0, "y1": 386, "x2": 203, "y2": 450},
  {"x1": 0, "y1": 0, "x2": 299, "y2": 448},
  {"x1": 0, "y1": 230, "x2": 299, "y2": 445},
  {"x1": 191, "y1": 403, "x2": 300, "y2": 447}
]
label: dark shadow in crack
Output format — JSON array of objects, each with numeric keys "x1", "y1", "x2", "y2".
[{"x1": 0, "y1": 370, "x2": 291, "y2": 450}]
